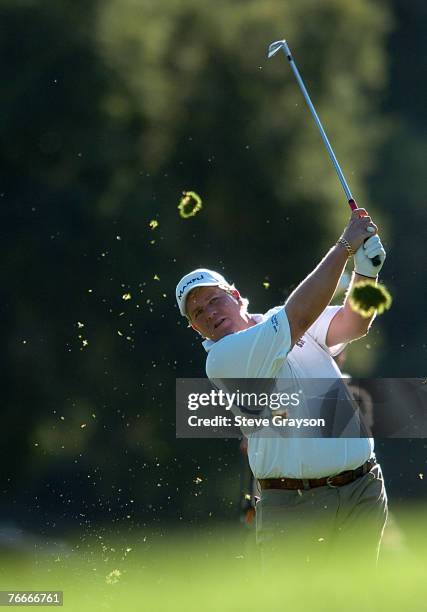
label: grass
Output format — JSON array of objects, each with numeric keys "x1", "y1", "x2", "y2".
[{"x1": 0, "y1": 506, "x2": 426, "y2": 611}]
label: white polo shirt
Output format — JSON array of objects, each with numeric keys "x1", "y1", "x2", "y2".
[{"x1": 204, "y1": 305, "x2": 374, "y2": 479}]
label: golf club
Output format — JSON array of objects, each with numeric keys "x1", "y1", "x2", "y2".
[{"x1": 267, "y1": 39, "x2": 381, "y2": 266}]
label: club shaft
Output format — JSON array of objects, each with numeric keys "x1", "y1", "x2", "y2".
[{"x1": 280, "y1": 44, "x2": 353, "y2": 202}]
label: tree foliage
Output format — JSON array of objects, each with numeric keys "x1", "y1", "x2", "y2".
[{"x1": 1, "y1": 0, "x2": 425, "y2": 529}]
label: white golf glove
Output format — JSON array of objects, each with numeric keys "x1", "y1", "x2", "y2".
[{"x1": 354, "y1": 235, "x2": 386, "y2": 277}]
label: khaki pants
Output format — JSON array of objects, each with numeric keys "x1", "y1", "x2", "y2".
[{"x1": 256, "y1": 463, "x2": 388, "y2": 569}]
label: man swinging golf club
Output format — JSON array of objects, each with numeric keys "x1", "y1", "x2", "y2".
[{"x1": 176, "y1": 210, "x2": 388, "y2": 567}]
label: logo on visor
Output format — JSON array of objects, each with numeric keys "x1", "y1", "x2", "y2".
[{"x1": 178, "y1": 274, "x2": 205, "y2": 301}]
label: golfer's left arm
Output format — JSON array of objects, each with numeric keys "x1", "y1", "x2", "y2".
[{"x1": 326, "y1": 235, "x2": 386, "y2": 346}]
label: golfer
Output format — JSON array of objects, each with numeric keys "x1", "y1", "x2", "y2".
[{"x1": 176, "y1": 209, "x2": 388, "y2": 566}]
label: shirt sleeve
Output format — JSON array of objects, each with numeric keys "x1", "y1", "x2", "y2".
[
  {"x1": 306, "y1": 305, "x2": 347, "y2": 357},
  {"x1": 206, "y1": 306, "x2": 291, "y2": 379}
]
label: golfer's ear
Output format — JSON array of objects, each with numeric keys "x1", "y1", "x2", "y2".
[{"x1": 230, "y1": 288, "x2": 241, "y2": 301}]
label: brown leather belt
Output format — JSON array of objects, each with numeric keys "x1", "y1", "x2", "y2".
[{"x1": 258, "y1": 459, "x2": 376, "y2": 491}]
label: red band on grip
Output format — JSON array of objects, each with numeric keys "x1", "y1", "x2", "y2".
[{"x1": 348, "y1": 198, "x2": 358, "y2": 211}]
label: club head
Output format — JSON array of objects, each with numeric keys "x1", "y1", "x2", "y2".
[{"x1": 267, "y1": 39, "x2": 291, "y2": 59}]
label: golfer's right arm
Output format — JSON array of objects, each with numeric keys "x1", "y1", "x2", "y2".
[{"x1": 285, "y1": 209, "x2": 376, "y2": 346}]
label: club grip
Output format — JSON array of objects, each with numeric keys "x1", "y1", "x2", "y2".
[{"x1": 349, "y1": 199, "x2": 381, "y2": 267}]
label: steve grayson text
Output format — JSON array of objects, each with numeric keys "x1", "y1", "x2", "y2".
[{"x1": 187, "y1": 415, "x2": 326, "y2": 428}]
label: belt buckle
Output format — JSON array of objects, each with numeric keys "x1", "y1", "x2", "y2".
[{"x1": 326, "y1": 475, "x2": 337, "y2": 489}]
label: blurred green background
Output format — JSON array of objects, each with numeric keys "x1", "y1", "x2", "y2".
[{"x1": 1, "y1": 0, "x2": 426, "y2": 593}]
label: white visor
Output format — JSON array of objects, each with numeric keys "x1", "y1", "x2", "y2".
[{"x1": 175, "y1": 268, "x2": 231, "y2": 316}]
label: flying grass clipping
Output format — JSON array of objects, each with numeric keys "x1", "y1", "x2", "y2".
[
  {"x1": 178, "y1": 191, "x2": 202, "y2": 218},
  {"x1": 349, "y1": 280, "x2": 392, "y2": 318}
]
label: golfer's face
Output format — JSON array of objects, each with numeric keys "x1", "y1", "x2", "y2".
[{"x1": 187, "y1": 286, "x2": 246, "y2": 341}]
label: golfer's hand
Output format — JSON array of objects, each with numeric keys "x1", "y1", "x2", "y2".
[
  {"x1": 341, "y1": 208, "x2": 378, "y2": 252},
  {"x1": 354, "y1": 235, "x2": 386, "y2": 277}
]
